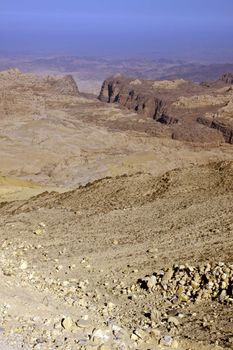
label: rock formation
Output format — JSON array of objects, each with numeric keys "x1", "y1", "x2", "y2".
[
  {"x1": 46, "y1": 74, "x2": 79, "y2": 95},
  {"x1": 0, "y1": 66, "x2": 232, "y2": 349},
  {"x1": 221, "y1": 72, "x2": 233, "y2": 84},
  {"x1": 0, "y1": 69, "x2": 79, "y2": 97},
  {"x1": 99, "y1": 75, "x2": 181, "y2": 125},
  {"x1": 99, "y1": 74, "x2": 233, "y2": 144},
  {"x1": 197, "y1": 116, "x2": 233, "y2": 144}
]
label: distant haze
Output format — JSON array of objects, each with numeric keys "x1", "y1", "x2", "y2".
[{"x1": 0, "y1": 0, "x2": 233, "y2": 62}]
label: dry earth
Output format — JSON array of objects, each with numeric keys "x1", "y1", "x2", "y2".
[
  {"x1": 0, "y1": 69, "x2": 232, "y2": 189},
  {"x1": 0, "y1": 69, "x2": 232, "y2": 349},
  {"x1": 0, "y1": 161, "x2": 232, "y2": 349}
]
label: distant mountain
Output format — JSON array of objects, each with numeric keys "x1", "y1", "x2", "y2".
[
  {"x1": 1, "y1": 55, "x2": 233, "y2": 89},
  {"x1": 159, "y1": 63, "x2": 233, "y2": 82}
]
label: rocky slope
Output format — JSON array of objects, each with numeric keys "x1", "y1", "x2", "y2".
[
  {"x1": 0, "y1": 68, "x2": 233, "y2": 349},
  {"x1": 99, "y1": 75, "x2": 233, "y2": 144},
  {"x1": 0, "y1": 161, "x2": 232, "y2": 349}
]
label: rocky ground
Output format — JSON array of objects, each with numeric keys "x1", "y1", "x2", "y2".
[
  {"x1": 0, "y1": 161, "x2": 232, "y2": 349},
  {"x1": 0, "y1": 69, "x2": 232, "y2": 349}
]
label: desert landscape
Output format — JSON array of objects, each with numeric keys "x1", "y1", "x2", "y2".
[
  {"x1": 0, "y1": 65, "x2": 232, "y2": 350},
  {"x1": 0, "y1": 1, "x2": 233, "y2": 349}
]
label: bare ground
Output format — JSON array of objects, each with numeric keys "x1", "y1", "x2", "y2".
[
  {"x1": 0, "y1": 161, "x2": 232, "y2": 349},
  {"x1": 0, "y1": 70, "x2": 232, "y2": 349}
]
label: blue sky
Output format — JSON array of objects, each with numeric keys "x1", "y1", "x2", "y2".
[{"x1": 0, "y1": 0, "x2": 233, "y2": 60}]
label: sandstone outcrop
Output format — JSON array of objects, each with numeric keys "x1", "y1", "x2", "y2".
[
  {"x1": 99, "y1": 75, "x2": 182, "y2": 125},
  {"x1": 99, "y1": 74, "x2": 233, "y2": 144}
]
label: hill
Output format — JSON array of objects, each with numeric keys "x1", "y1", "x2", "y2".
[{"x1": 0, "y1": 161, "x2": 232, "y2": 349}]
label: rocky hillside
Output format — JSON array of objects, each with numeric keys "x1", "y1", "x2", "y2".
[
  {"x1": 0, "y1": 68, "x2": 79, "y2": 96},
  {"x1": 0, "y1": 161, "x2": 232, "y2": 349},
  {"x1": 99, "y1": 74, "x2": 233, "y2": 144},
  {"x1": 4, "y1": 160, "x2": 233, "y2": 216},
  {"x1": 0, "y1": 66, "x2": 232, "y2": 349}
]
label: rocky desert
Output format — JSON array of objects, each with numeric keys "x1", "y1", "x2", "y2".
[{"x1": 0, "y1": 63, "x2": 232, "y2": 350}]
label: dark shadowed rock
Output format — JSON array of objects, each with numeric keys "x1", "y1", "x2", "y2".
[
  {"x1": 197, "y1": 116, "x2": 233, "y2": 144},
  {"x1": 221, "y1": 73, "x2": 233, "y2": 84},
  {"x1": 99, "y1": 75, "x2": 181, "y2": 125},
  {"x1": 99, "y1": 74, "x2": 233, "y2": 144}
]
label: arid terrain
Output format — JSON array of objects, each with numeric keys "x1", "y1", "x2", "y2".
[
  {"x1": 99, "y1": 74, "x2": 233, "y2": 144},
  {"x1": 0, "y1": 68, "x2": 232, "y2": 350},
  {"x1": 1, "y1": 55, "x2": 233, "y2": 94}
]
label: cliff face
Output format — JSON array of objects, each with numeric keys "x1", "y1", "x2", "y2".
[
  {"x1": 99, "y1": 74, "x2": 233, "y2": 144},
  {"x1": 221, "y1": 73, "x2": 233, "y2": 84},
  {"x1": 99, "y1": 76, "x2": 178, "y2": 125},
  {"x1": 197, "y1": 117, "x2": 233, "y2": 144}
]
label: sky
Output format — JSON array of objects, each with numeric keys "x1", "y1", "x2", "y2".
[{"x1": 0, "y1": 0, "x2": 233, "y2": 61}]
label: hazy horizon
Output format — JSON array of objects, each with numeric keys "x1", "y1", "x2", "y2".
[{"x1": 0, "y1": 0, "x2": 233, "y2": 62}]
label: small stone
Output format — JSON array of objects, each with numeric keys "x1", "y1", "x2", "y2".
[
  {"x1": 54, "y1": 322, "x2": 62, "y2": 330},
  {"x1": 34, "y1": 228, "x2": 45, "y2": 235},
  {"x1": 61, "y1": 317, "x2": 75, "y2": 331},
  {"x1": 150, "y1": 309, "x2": 161, "y2": 323},
  {"x1": 134, "y1": 329, "x2": 149, "y2": 340},
  {"x1": 150, "y1": 328, "x2": 161, "y2": 340},
  {"x1": 168, "y1": 316, "x2": 179, "y2": 327},
  {"x1": 85, "y1": 345, "x2": 99, "y2": 350},
  {"x1": 179, "y1": 293, "x2": 189, "y2": 302},
  {"x1": 98, "y1": 345, "x2": 112, "y2": 350},
  {"x1": 131, "y1": 333, "x2": 139, "y2": 341},
  {"x1": 92, "y1": 329, "x2": 111, "y2": 342},
  {"x1": 77, "y1": 319, "x2": 91, "y2": 328},
  {"x1": 147, "y1": 275, "x2": 157, "y2": 290},
  {"x1": 147, "y1": 248, "x2": 158, "y2": 253},
  {"x1": 107, "y1": 302, "x2": 115, "y2": 310},
  {"x1": 69, "y1": 264, "x2": 76, "y2": 270},
  {"x1": 191, "y1": 280, "x2": 199, "y2": 289},
  {"x1": 160, "y1": 335, "x2": 173, "y2": 347},
  {"x1": 221, "y1": 281, "x2": 227, "y2": 289},
  {"x1": 172, "y1": 339, "x2": 179, "y2": 348}
]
